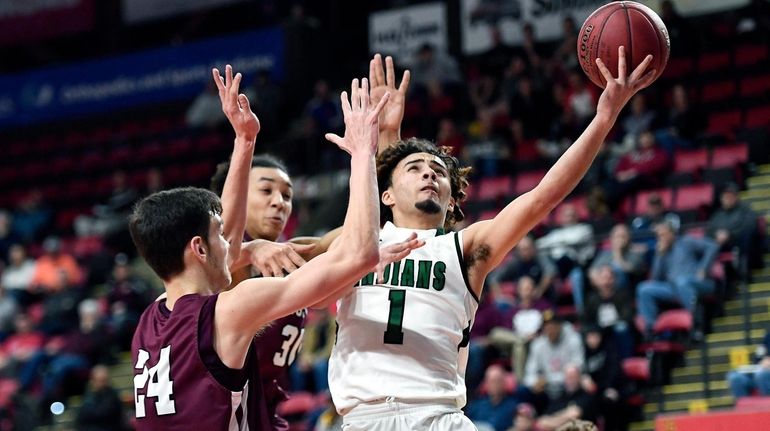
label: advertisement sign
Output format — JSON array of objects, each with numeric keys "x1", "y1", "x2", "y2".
[
  {"x1": 0, "y1": 0, "x2": 94, "y2": 45},
  {"x1": 461, "y1": 0, "x2": 751, "y2": 55},
  {"x1": 0, "y1": 27, "x2": 284, "y2": 129},
  {"x1": 369, "y1": 2, "x2": 448, "y2": 60},
  {"x1": 122, "y1": 0, "x2": 247, "y2": 24}
]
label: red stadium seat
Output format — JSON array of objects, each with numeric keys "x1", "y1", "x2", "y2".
[
  {"x1": 700, "y1": 81, "x2": 736, "y2": 103},
  {"x1": 622, "y1": 357, "x2": 650, "y2": 382},
  {"x1": 653, "y1": 309, "x2": 693, "y2": 333},
  {"x1": 706, "y1": 110, "x2": 741, "y2": 137},
  {"x1": 635, "y1": 189, "x2": 673, "y2": 216},
  {"x1": 662, "y1": 57, "x2": 694, "y2": 80},
  {"x1": 735, "y1": 44, "x2": 769, "y2": 67},
  {"x1": 739, "y1": 74, "x2": 770, "y2": 97},
  {"x1": 476, "y1": 176, "x2": 514, "y2": 201},
  {"x1": 558, "y1": 195, "x2": 589, "y2": 220},
  {"x1": 513, "y1": 170, "x2": 546, "y2": 195},
  {"x1": 711, "y1": 143, "x2": 748, "y2": 169},
  {"x1": 697, "y1": 51, "x2": 730, "y2": 73},
  {"x1": 745, "y1": 105, "x2": 770, "y2": 129},
  {"x1": 674, "y1": 183, "x2": 714, "y2": 212},
  {"x1": 673, "y1": 149, "x2": 709, "y2": 174},
  {"x1": 277, "y1": 392, "x2": 317, "y2": 417}
]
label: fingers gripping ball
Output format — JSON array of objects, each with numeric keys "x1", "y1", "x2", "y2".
[{"x1": 577, "y1": 1, "x2": 669, "y2": 88}]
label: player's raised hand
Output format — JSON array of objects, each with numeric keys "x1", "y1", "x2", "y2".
[
  {"x1": 369, "y1": 54, "x2": 410, "y2": 137},
  {"x1": 238, "y1": 239, "x2": 316, "y2": 277},
  {"x1": 213, "y1": 65, "x2": 260, "y2": 142},
  {"x1": 595, "y1": 46, "x2": 657, "y2": 120},
  {"x1": 375, "y1": 232, "x2": 425, "y2": 284},
  {"x1": 325, "y1": 78, "x2": 390, "y2": 155}
]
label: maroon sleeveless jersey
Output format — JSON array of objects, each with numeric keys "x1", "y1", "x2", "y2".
[
  {"x1": 255, "y1": 308, "x2": 307, "y2": 430},
  {"x1": 132, "y1": 294, "x2": 271, "y2": 430}
]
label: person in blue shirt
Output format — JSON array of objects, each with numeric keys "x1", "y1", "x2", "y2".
[
  {"x1": 636, "y1": 221, "x2": 718, "y2": 336},
  {"x1": 467, "y1": 365, "x2": 520, "y2": 431}
]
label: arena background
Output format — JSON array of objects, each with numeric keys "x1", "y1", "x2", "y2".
[{"x1": 0, "y1": 0, "x2": 769, "y2": 430}]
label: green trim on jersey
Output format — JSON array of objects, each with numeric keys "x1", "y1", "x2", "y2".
[{"x1": 454, "y1": 231, "x2": 479, "y2": 304}]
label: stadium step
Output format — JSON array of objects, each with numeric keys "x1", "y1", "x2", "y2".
[
  {"x1": 670, "y1": 362, "x2": 732, "y2": 384},
  {"x1": 628, "y1": 420, "x2": 654, "y2": 431}
]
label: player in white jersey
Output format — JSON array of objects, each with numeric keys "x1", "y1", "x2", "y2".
[{"x1": 328, "y1": 49, "x2": 658, "y2": 430}]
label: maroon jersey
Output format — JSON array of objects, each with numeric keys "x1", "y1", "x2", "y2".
[
  {"x1": 132, "y1": 294, "x2": 271, "y2": 430},
  {"x1": 255, "y1": 308, "x2": 307, "y2": 430}
]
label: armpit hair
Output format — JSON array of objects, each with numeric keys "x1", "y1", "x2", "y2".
[{"x1": 466, "y1": 243, "x2": 491, "y2": 269}]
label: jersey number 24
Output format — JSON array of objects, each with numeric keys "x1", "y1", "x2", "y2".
[{"x1": 134, "y1": 346, "x2": 176, "y2": 418}]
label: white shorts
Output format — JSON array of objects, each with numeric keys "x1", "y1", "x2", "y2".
[{"x1": 341, "y1": 398, "x2": 478, "y2": 431}]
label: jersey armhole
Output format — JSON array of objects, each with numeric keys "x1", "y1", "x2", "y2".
[
  {"x1": 454, "y1": 230, "x2": 479, "y2": 304},
  {"x1": 198, "y1": 295, "x2": 250, "y2": 392}
]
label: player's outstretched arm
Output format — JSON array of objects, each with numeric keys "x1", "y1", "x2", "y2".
[
  {"x1": 214, "y1": 79, "x2": 389, "y2": 367},
  {"x1": 212, "y1": 65, "x2": 260, "y2": 268},
  {"x1": 464, "y1": 47, "x2": 657, "y2": 284}
]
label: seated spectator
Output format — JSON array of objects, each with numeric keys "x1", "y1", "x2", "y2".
[
  {"x1": 464, "y1": 109, "x2": 510, "y2": 177},
  {"x1": 605, "y1": 131, "x2": 670, "y2": 209},
  {"x1": 582, "y1": 265, "x2": 635, "y2": 359},
  {"x1": 0, "y1": 286, "x2": 18, "y2": 342},
  {"x1": 590, "y1": 224, "x2": 647, "y2": 291},
  {"x1": 408, "y1": 43, "x2": 462, "y2": 90},
  {"x1": 75, "y1": 365, "x2": 125, "y2": 431},
  {"x1": 522, "y1": 311, "x2": 584, "y2": 411},
  {"x1": 29, "y1": 237, "x2": 83, "y2": 296},
  {"x1": 562, "y1": 70, "x2": 597, "y2": 137},
  {"x1": 621, "y1": 93, "x2": 657, "y2": 145},
  {"x1": 436, "y1": 118, "x2": 466, "y2": 157},
  {"x1": 707, "y1": 182, "x2": 762, "y2": 277},
  {"x1": 291, "y1": 308, "x2": 334, "y2": 393},
  {"x1": 1, "y1": 244, "x2": 36, "y2": 306},
  {"x1": 727, "y1": 329, "x2": 770, "y2": 398},
  {"x1": 550, "y1": 17, "x2": 579, "y2": 74},
  {"x1": 12, "y1": 190, "x2": 51, "y2": 243},
  {"x1": 536, "y1": 204, "x2": 595, "y2": 312},
  {"x1": 467, "y1": 292, "x2": 507, "y2": 392},
  {"x1": 636, "y1": 222, "x2": 719, "y2": 338},
  {"x1": 582, "y1": 327, "x2": 625, "y2": 431},
  {"x1": 74, "y1": 171, "x2": 139, "y2": 239},
  {"x1": 535, "y1": 365, "x2": 597, "y2": 431},
  {"x1": 490, "y1": 235, "x2": 558, "y2": 302},
  {"x1": 185, "y1": 81, "x2": 226, "y2": 129},
  {"x1": 0, "y1": 211, "x2": 20, "y2": 263},
  {"x1": 630, "y1": 192, "x2": 681, "y2": 254},
  {"x1": 467, "y1": 365, "x2": 520, "y2": 431},
  {"x1": 1, "y1": 313, "x2": 44, "y2": 379},
  {"x1": 655, "y1": 84, "x2": 706, "y2": 154},
  {"x1": 508, "y1": 402, "x2": 537, "y2": 431},
  {"x1": 106, "y1": 254, "x2": 151, "y2": 349}
]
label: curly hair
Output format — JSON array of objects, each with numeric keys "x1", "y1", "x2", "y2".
[{"x1": 376, "y1": 138, "x2": 472, "y2": 230}]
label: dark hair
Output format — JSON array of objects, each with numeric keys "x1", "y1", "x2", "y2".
[
  {"x1": 128, "y1": 187, "x2": 222, "y2": 281},
  {"x1": 210, "y1": 155, "x2": 289, "y2": 196},
  {"x1": 376, "y1": 138, "x2": 471, "y2": 230}
]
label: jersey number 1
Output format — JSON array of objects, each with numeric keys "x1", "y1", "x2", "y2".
[
  {"x1": 134, "y1": 346, "x2": 176, "y2": 418},
  {"x1": 384, "y1": 290, "x2": 406, "y2": 344}
]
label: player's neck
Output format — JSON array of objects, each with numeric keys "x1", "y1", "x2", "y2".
[
  {"x1": 391, "y1": 212, "x2": 444, "y2": 231},
  {"x1": 163, "y1": 269, "x2": 217, "y2": 310}
]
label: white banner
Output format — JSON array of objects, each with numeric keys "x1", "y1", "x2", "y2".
[
  {"x1": 461, "y1": 0, "x2": 751, "y2": 55},
  {"x1": 122, "y1": 0, "x2": 246, "y2": 24},
  {"x1": 369, "y1": 2, "x2": 448, "y2": 60}
]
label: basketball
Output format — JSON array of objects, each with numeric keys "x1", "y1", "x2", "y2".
[{"x1": 577, "y1": 1, "x2": 670, "y2": 88}]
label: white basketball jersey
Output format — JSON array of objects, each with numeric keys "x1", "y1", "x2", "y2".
[{"x1": 329, "y1": 222, "x2": 479, "y2": 415}]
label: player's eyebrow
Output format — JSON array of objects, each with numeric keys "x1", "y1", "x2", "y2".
[
  {"x1": 404, "y1": 158, "x2": 449, "y2": 172},
  {"x1": 257, "y1": 176, "x2": 293, "y2": 189}
]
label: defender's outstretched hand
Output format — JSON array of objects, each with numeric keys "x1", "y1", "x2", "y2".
[
  {"x1": 595, "y1": 46, "x2": 657, "y2": 120},
  {"x1": 325, "y1": 78, "x2": 390, "y2": 155},
  {"x1": 213, "y1": 65, "x2": 260, "y2": 142},
  {"x1": 375, "y1": 233, "x2": 425, "y2": 284},
  {"x1": 369, "y1": 54, "x2": 410, "y2": 139}
]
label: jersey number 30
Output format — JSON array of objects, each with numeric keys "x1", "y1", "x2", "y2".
[
  {"x1": 134, "y1": 346, "x2": 176, "y2": 418},
  {"x1": 273, "y1": 325, "x2": 304, "y2": 367}
]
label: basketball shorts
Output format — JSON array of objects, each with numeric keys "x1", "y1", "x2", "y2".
[{"x1": 341, "y1": 397, "x2": 478, "y2": 431}]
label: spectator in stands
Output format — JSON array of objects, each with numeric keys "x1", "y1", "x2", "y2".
[
  {"x1": 185, "y1": 80, "x2": 227, "y2": 129},
  {"x1": 582, "y1": 327, "x2": 625, "y2": 431},
  {"x1": 490, "y1": 235, "x2": 558, "y2": 301},
  {"x1": 620, "y1": 93, "x2": 657, "y2": 145},
  {"x1": 582, "y1": 265, "x2": 635, "y2": 359},
  {"x1": 467, "y1": 364, "x2": 520, "y2": 431},
  {"x1": 467, "y1": 292, "x2": 507, "y2": 393},
  {"x1": 144, "y1": 168, "x2": 164, "y2": 196},
  {"x1": 291, "y1": 308, "x2": 335, "y2": 393},
  {"x1": 636, "y1": 221, "x2": 719, "y2": 338},
  {"x1": 605, "y1": 131, "x2": 670, "y2": 209},
  {"x1": 75, "y1": 365, "x2": 125, "y2": 431},
  {"x1": 304, "y1": 79, "x2": 342, "y2": 137},
  {"x1": 535, "y1": 365, "x2": 597, "y2": 431},
  {"x1": 630, "y1": 192, "x2": 681, "y2": 250},
  {"x1": 706, "y1": 182, "x2": 761, "y2": 276},
  {"x1": 106, "y1": 253, "x2": 151, "y2": 349},
  {"x1": 244, "y1": 69, "x2": 283, "y2": 136},
  {"x1": 493, "y1": 275, "x2": 552, "y2": 378},
  {"x1": 0, "y1": 285, "x2": 18, "y2": 342},
  {"x1": 562, "y1": 70, "x2": 597, "y2": 137},
  {"x1": 12, "y1": 190, "x2": 51, "y2": 243},
  {"x1": 1, "y1": 244, "x2": 36, "y2": 306},
  {"x1": 2, "y1": 313, "x2": 44, "y2": 382},
  {"x1": 508, "y1": 402, "x2": 537, "y2": 431},
  {"x1": 522, "y1": 311, "x2": 584, "y2": 411},
  {"x1": 727, "y1": 329, "x2": 770, "y2": 397},
  {"x1": 29, "y1": 237, "x2": 83, "y2": 295},
  {"x1": 464, "y1": 109, "x2": 510, "y2": 177},
  {"x1": 550, "y1": 17, "x2": 579, "y2": 73},
  {"x1": 0, "y1": 211, "x2": 20, "y2": 263},
  {"x1": 536, "y1": 204, "x2": 595, "y2": 312},
  {"x1": 74, "y1": 170, "x2": 139, "y2": 238},
  {"x1": 590, "y1": 224, "x2": 647, "y2": 290},
  {"x1": 436, "y1": 118, "x2": 466, "y2": 157},
  {"x1": 409, "y1": 43, "x2": 462, "y2": 90},
  {"x1": 655, "y1": 84, "x2": 706, "y2": 154}
]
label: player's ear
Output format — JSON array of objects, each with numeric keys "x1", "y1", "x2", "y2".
[
  {"x1": 381, "y1": 189, "x2": 395, "y2": 207},
  {"x1": 447, "y1": 196, "x2": 456, "y2": 213},
  {"x1": 190, "y1": 237, "x2": 207, "y2": 261}
]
